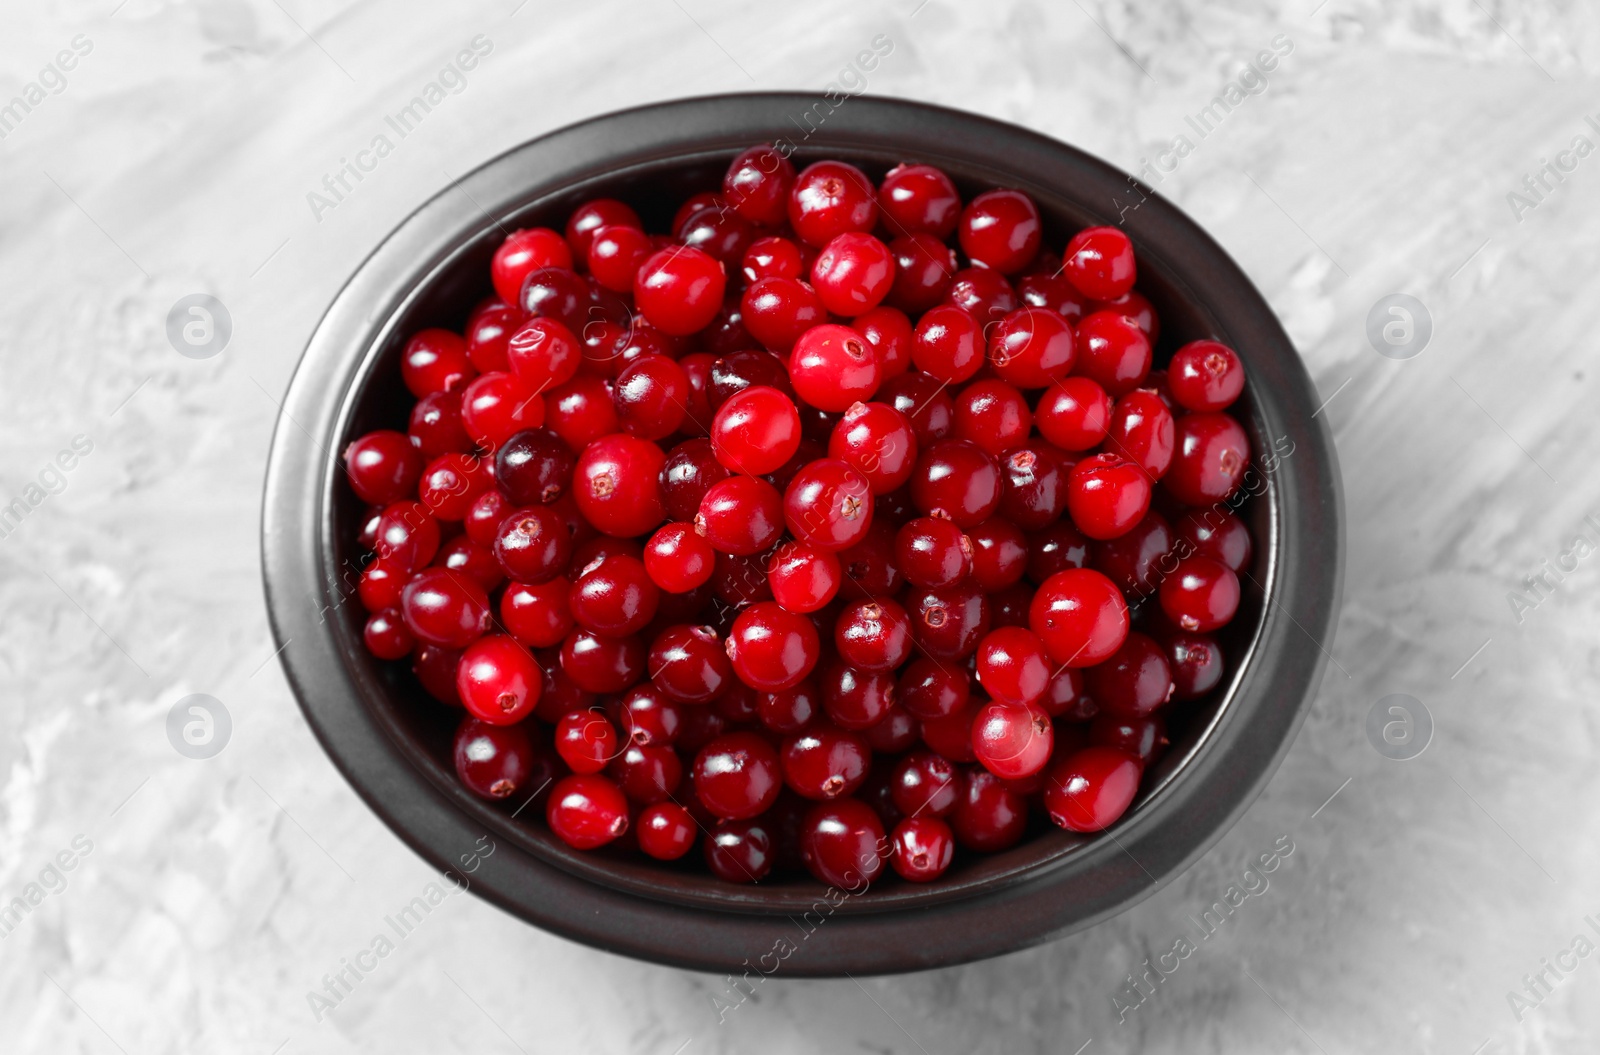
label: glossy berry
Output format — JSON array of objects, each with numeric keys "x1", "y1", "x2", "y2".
[
  {"x1": 1168, "y1": 340, "x2": 1245, "y2": 412},
  {"x1": 1159, "y1": 556, "x2": 1240, "y2": 633},
  {"x1": 694, "y1": 732, "x2": 783, "y2": 820},
  {"x1": 879, "y1": 163, "x2": 961, "y2": 238},
  {"x1": 1090, "y1": 714, "x2": 1168, "y2": 765},
  {"x1": 1062, "y1": 226, "x2": 1137, "y2": 301},
  {"x1": 465, "y1": 299, "x2": 521, "y2": 374},
  {"x1": 1029, "y1": 567, "x2": 1128, "y2": 668},
  {"x1": 834, "y1": 599, "x2": 913, "y2": 672},
  {"x1": 727, "y1": 602, "x2": 821, "y2": 692},
  {"x1": 401, "y1": 329, "x2": 475, "y2": 398},
  {"x1": 643, "y1": 522, "x2": 715, "y2": 593},
  {"x1": 908, "y1": 582, "x2": 990, "y2": 661},
  {"x1": 517, "y1": 266, "x2": 590, "y2": 333},
  {"x1": 887, "y1": 233, "x2": 957, "y2": 314},
  {"x1": 1066, "y1": 453, "x2": 1152, "y2": 541},
  {"x1": 911, "y1": 304, "x2": 984, "y2": 383},
  {"x1": 1167, "y1": 633, "x2": 1224, "y2": 700},
  {"x1": 559, "y1": 629, "x2": 645, "y2": 694},
  {"x1": 800, "y1": 799, "x2": 886, "y2": 886},
  {"x1": 1036, "y1": 376, "x2": 1112, "y2": 451},
  {"x1": 705, "y1": 819, "x2": 774, "y2": 883},
  {"x1": 586, "y1": 223, "x2": 653, "y2": 292},
  {"x1": 461, "y1": 371, "x2": 544, "y2": 451},
  {"x1": 363, "y1": 607, "x2": 414, "y2": 660},
  {"x1": 569, "y1": 554, "x2": 659, "y2": 637},
  {"x1": 811, "y1": 232, "x2": 895, "y2": 316},
  {"x1": 345, "y1": 430, "x2": 423, "y2": 505},
  {"x1": 724, "y1": 144, "x2": 796, "y2": 226},
  {"x1": 950, "y1": 769, "x2": 1027, "y2": 851},
  {"x1": 612, "y1": 355, "x2": 688, "y2": 442},
  {"x1": 782, "y1": 721, "x2": 871, "y2": 800},
  {"x1": 1090, "y1": 512, "x2": 1172, "y2": 595},
  {"x1": 821, "y1": 661, "x2": 897, "y2": 730},
  {"x1": 454, "y1": 718, "x2": 535, "y2": 799},
  {"x1": 500, "y1": 577, "x2": 574, "y2": 648},
  {"x1": 895, "y1": 516, "x2": 973, "y2": 589},
  {"x1": 891, "y1": 816, "x2": 955, "y2": 881},
  {"x1": 972, "y1": 698, "x2": 1054, "y2": 779},
  {"x1": 636, "y1": 802, "x2": 697, "y2": 861},
  {"x1": 492, "y1": 228, "x2": 572, "y2": 306},
  {"x1": 634, "y1": 245, "x2": 726, "y2": 336},
  {"x1": 954, "y1": 379, "x2": 1032, "y2": 457},
  {"x1": 945, "y1": 266, "x2": 1018, "y2": 324},
  {"x1": 742, "y1": 235, "x2": 806, "y2": 282},
  {"x1": 789, "y1": 324, "x2": 881, "y2": 412},
  {"x1": 758, "y1": 680, "x2": 820, "y2": 734},
  {"x1": 975, "y1": 627, "x2": 1051, "y2": 706},
  {"x1": 696, "y1": 475, "x2": 784, "y2": 556},
  {"x1": 788, "y1": 161, "x2": 878, "y2": 247},
  {"x1": 1173, "y1": 510, "x2": 1253, "y2": 573},
  {"x1": 910, "y1": 440, "x2": 1001, "y2": 528},
  {"x1": 711, "y1": 385, "x2": 801, "y2": 476},
  {"x1": 958, "y1": 189, "x2": 1042, "y2": 274},
  {"x1": 401, "y1": 568, "x2": 491, "y2": 648},
  {"x1": 1075, "y1": 310, "x2": 1152, "y2": 398},
  {"x1": 573, "y1": 434, "x2": 666, "y2": 539},
  {"x1": 1106, "y1": 389, "x2": 1175, "y2": 480},
  {"x1": 988, "y1": 307, "x2": 1076, "y2": 389},
  {"x1": 1084, "y1": 631, "x2": 1173, "y2": 720},
  {"x1": 877, "y1": 371, "x2": 956, "y2": 447},
  {"x1": 648, "y1": 624, "x2": 733, "y2": 703},
  {"x1": 555, "y1": 707, "x2": 620, "y2": 774},
  {"x1": 1164, "y1": 412, "x2": 1250, "y2": 507},
  {"x1": 998, "y1": 443, "x2": 1068, "y2": 532},
  {"x1": 1044, "y1": 746, "x2": 1142, "y2": 832},
  {"x1": 766, "y1": 540, "x2": 842, "y2": 614},
  {"x1": 505, "y1": 316, "x2": 581, "y2": 394},
  {"x1": 493, "y1": 505, "x2": 571, "y2": 583},
  {"x1": 608, "y1": 743, "x2": 683, "y2": 804},
  {"x1": 784, "y1": 459, "x2": 873, "y2": 552},
  {"x1": 496, "y1": 429, "x2": 575, "y2": 506},
  {"x1": 455, "y1": 634, "x2": 541, "y2": 725},
  {"x1": 829, "y1": 401, "x2": 918, "y2": 495},
  {"x1": 547, "y1": 774, "x2": 629, "y2": 849}
]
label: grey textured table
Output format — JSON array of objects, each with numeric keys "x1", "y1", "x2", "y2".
[{"x1": 2, "y1": 2, "x2": 1596, "y2": 1052}]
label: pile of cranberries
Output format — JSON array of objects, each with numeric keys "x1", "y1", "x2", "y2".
[{"x1": 342, "y1": 145, "x2": 1256, "y2": 889}]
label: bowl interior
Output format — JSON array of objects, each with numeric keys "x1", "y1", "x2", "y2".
[{"x1": 327, "y1": 147, "x2": 1273, "y2": 916}]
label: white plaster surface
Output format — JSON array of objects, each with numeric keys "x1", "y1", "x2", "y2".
[{"x1": 2, "y1": 1, "x2": 1599, "y2": 1052}]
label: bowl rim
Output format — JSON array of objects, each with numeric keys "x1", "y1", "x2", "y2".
[{"x1": 261, "y1": 91, "x2": 1344, "y2": 975}]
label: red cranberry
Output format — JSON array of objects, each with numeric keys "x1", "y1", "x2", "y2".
[
  {"x1": 958, "y1": 189, "x2": 1041, "y2": 273},
  {"x1": 1173, "y1": 510, "x2": 1253, "y2": 573},
  {"x1": 742, "y1": 235, "x2": 806, "y2": 283},
  {"x1": 1164, "y1": 412, "x2": 1250, "y2": 506},
  {"x1": 998, "y1": 443, "x2": 1069, "y2": 532},
  {"x1": 782, "y1": 720, "x2": 871, "y2": 800},
  {"x1": 1089, "y1": 713, "x2": 1167, "y2": 765},
  {"x1": 908, "y1": 581, "x2": 990, "y2": 661},
  {"x1": 608, "y1": 743, "x2": 683, "y2": 804},
  {"x1": 559, "y1": 629, "x2": 645, "y2": 693},
  {"x1": 573, "y1": 434, "x2": 666, "y2": 538},
  {"x1": 492, "y1": 505, "x2": 571, "y2": 583},
  {"x1": 723, "y1": 144, "x2": 796, "y2": 227},
  {"x1": 834, "y1": 599, "x2": 913, "y2": 672},
  {"x1": 677, "y1": 205, "x2": 757, "y2": 267},
  {"x1": 566, "y1": 198, "x2": 641, "y2": 260},
  {"x1": 974, "y1": 627, "x2": 1051, "y2": 707},
  {"x1": 547, "y1": 774, "x2": 629, "y2": 849},
  {"x1": 455, "y1": 634, "x2": 542, "y2": 725},
  {"x1": 741, "y1": 276, "x2": 826, "y2": 354},
  {"x1": 435, "y1": 535, "x2": 503, "y2": 592},
  {"x1": 891, "y1": 816, "x2": 955, "y2": 881},
  {"x1": 758, "y1": 679, "x2": 821, "y2": 734},
  {"x1": 954, "y1": 379, "x2": 1032, "y2": 457},
  {"x1": 363, "y1": 607, "x2": 414, "y2": 660},
  {"x1": 972, "y1": 698, "x2": 1053, "y2": 779},
  {"x1": 1038, "y1": 665, "x2": 1094, "y2": 720},
  {"x1": 800, "y1": 799, "x2": 887, "y2": 886},
  {"x1": 712, "y1": 550, "x2": 774, "y2": 608},
  {"x1": 1074, "y1": 310, "x2": 1152, "y2": 398},
  {"x1": 454, "y1": 717, "x2": 534, "y2": 799},
  {"x1": 897, "y1": 657, "x2": 970, "y2": 721},
  {"x1": 910, "y1": 439, "x2": 1001, "y2": 528},
  {"x1": 496, "y1": 430, "x2": 575, "y2": 506},
  {"x1": 461, "y1": 371, "x2": 544, "y2": 451},
  {"x1": 1066, "y1": 453, "x2": 1152, "y2": 540},
  {"x1": 345, "y1": 430, "x2": 423, "y2": 506},
  {"x1": 945, "y1": 266, "x2": 1018, "y2": 324},
  {"x1": 879, "y1": 163, "x2": 960, "y2": 238},
  {"x1": 585, "y1": 223, "x2": 654, "y2": 292},
  {"x1": 950, "y1": 768, "x2": 1027, "y2": 851},
  {"x1": 643, "y1": 522, "x2": 715, "y2": 594},
  {"x1": 505, "y1": 316, "x2": 581, "y2": 395},
  {"x1": 1036, "y1": 376, "x2": 1112, "y2": 451},
  {"x1": 911, "y1": 304, "x2": 985, "y2": 383},
  {"x1": 987, "y1": 307, "x2": 1076, "y2": 389},
  {"x1": 693, "y1": 731, "x2": 782, "y2": 820},
  {"x1": 1084, "y1": 631, "x2": 1173, "y2": 720},
  {"x1": 788, "y1": 161, "x2": 878, "y2": 247},
  {"x1": 1094, "y1": 290, "x2": 1161, "y2": 343},
  {"x1": 1167, "y1": 633, "x2": 1225, "y2": 701},
  {"x1": 758, "y1": 539, "x2": 838, "y2": 615},
  {"x1": 852, "y1": 306, "x2": 915, "y2": 381},
  {"x1": 968, "y1": 517, "x2": 1028, "y2": 591},
  {"x1": 783, "y1": 459, "x2": 873, "y2": 552},
  {"x1": 643, "y1": 624, "x2": 729, "y2": 703},
  {"x1": 726, "y1": 602, "x2": 821, "y2": 692},
  {"x1": 1159, "y1": 555, "x2": 1240, "y2": 632},
  {"x1": 569, "y1": 554, "x2": 659, "y2": 637},
  {"x1": 705, "y1": 819, "x2": 774, "y2": 883},
  {"x1": 1017, "y1": 269, "x2": 1090, "y2": 321},
  {"x1": 374, "y1": 501, "x2": 441, "y2": 577},
  {"x1": 1091, "y1": 512, "x2": 1173, "y2": 596},
  {"x1": 634, "y1": 245, "x2": 726, "y2": 336},
  {"x1": 659, "y1": 438, "x2": 730, "y2": 522},
  {"x1": 401, "y1": 329, "x2": 475, "y2": 398},
  {"x1": 465, "y1": 298, "x2": 522, "y2": 373},
  {"x1": 887, "y1": 749, "x2": 962, "y2": 817},
  {"x1": 895, "y1": 515, "x2": 973, "y2": 589},
  {"x1": 359, "y1": 558, "x2": 409, "y2": 613},
  {"x1": 637, "y1": 801, "x2": 697, "y2": 861},
  {"x1": 789, "y1": 324, "x2": 881, "y2": 412},
  {"x1": 1106, "y1": 389, "x2": 1175, "y2": 481},
  {"x1": 1029, "y1": 567, "x2": 1128, "y2": 667},
  {"x1": 412, "y1": 644, "x2": 463, "y2": 705},
  {"x1": 554, "y1": 707, "x2": 620, "y2": 774},
  {"x1": 1044, "y1": 746, "x2": 1142, "y2": 832},
  {"x1": 696, "y1": 475, "x2": 785, "y2": 556},
  {"x1": 408, "y1": 391, "x2": 473, "y2": 458},
  {"x1": 1168, "y1": 339, "x2": 1245, "y2": 412},
  {"x1": 546, "y1": 375, "x2": 620, "y2": 450},
  {"x1": 492, "y1": 228, "x2": 572, "y2": 306},
  {"x1": 518, "y1": 266, "x2": 590, "y2": 333},
  {"x1": 711, "y1": 385, "x2": 801, "y2": 477},
  {"x1": 1026, "y1": 520, "x2": 1092, "y2": 584},
  {"x1": 828, "y1": 401, "x2": 918, "y2": 496},
  {"x1": 401, "y1": 568, "x2": 491, "y2": 648},
  {"x1": 500, "y1": 577, "x2": 574, "y2": 648},
  {"x1": 819, "y1": 661, "x2": 896, "y2": 730},
  {"x1": 1062, "y1": 226, "x2": 1137, "y2": 300},
  {"x1": 810, "y1": 232, "x2": 895, "y2": 316},
  {"x1": 887, "y1": 233, "x2": 957, "y2": 314}
]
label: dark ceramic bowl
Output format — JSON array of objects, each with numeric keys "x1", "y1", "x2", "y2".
[{"x1": 261, "y1": 93, "x2": 1342, "y2": 975}]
